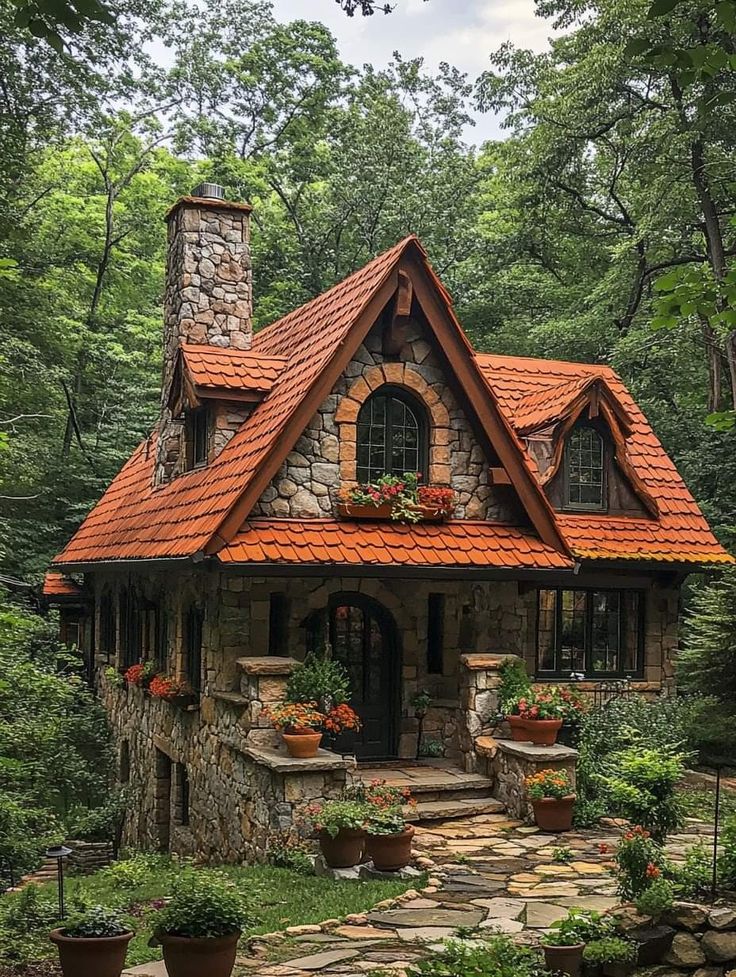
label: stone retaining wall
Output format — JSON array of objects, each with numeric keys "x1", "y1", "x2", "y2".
[
  {"x1": 475, "y1": 737, "x2": 578, "y2": 821},
  {"x1": 66, "y1": 840, "x2": 114, "y2": 874}
]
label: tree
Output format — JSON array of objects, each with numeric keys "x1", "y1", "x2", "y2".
[{"x1": 11, "y1": 0, "x2": 115, "y2": 52}]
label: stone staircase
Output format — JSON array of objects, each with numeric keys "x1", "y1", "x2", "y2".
[{"x1": 358, "y1": 761, "x2": 505, "y2": 823}]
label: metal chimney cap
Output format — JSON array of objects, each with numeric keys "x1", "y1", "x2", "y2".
[{"x1": 191, "y1": 182, "x2": 225, "y2": 200}]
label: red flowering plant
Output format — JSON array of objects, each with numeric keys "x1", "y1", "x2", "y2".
[
  {"x1": 340, "y1": 472, "x2": 455, "y2": 523},
  {"x1": 613, "y1": 825, "x2": 669, "y2": 900},
  {"x1": 148, "y1": 674, "x2": 194, "y2": 702},
  {"x1": 124, "y1": 661, "x2": 158, "y2": 689},
  {"x1": 343, "y1": 778, "x2": 416, "y2": 837},
  {"x1": 507, "y1": 685, "x2": 587, "y2": 721},
  {"x1": 323, "y1": 703, "x2": 362, "y2": 735}
]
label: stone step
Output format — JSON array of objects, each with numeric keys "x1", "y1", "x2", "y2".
[{"x1": 406, "y1": 796, "x2": 506, "y2": 822}]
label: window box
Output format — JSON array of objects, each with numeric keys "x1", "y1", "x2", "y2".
[{"x1": 336, "y1": 501, "x2": 447, "y2": 522}]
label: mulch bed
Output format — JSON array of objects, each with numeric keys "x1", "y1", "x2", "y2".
[{"x1": 0, "y1": 964, "x2": 61, "y2": 977}]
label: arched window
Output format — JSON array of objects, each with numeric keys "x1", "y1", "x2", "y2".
[
  {"x1": 356, "y1": 387, "x2": 428, "y2": 483},
  {"x1": 566, "y1": 425, "x2": 605, "y2": 509}
]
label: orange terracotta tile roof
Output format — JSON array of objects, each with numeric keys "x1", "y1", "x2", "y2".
[
  {"x1": 54, "y1": 238, "x2": 413, "y2": 564},
  {"x1": 477, "y1": 354, "x2": 733, "y2": 566},
  {"x1": 180, "y1": 345, "x2": 286, "y2": 394},
  {"x1": 220, "y1": 520, "x2": 573, "y2": 570},
  {"x1": 43, "y1": 571, "x2": 83, "y2": 598}
]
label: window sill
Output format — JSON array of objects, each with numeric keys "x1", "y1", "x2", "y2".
[{"x1": 336, "y1": 501, "x2": 448, "y2": 522}]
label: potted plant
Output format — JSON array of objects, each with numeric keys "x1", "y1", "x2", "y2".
[
  {"x1": 50, "y1": 905, "x2": 133, "y2": 977},
  {"x1": 124, "y1": 660, "x2": 158, "y2": 690},
  {"x1": 148, "y1": 674, "x2": 196, "y2": 706},
  {"x1": 154, "y1": 874, "x2": 251, "y2": 977},
  {"x1": 526, "y1": 768, "x2": 576, "y2": 831},
  {"x1": 583, "y1": 937, "x2": 637, "y2": 977},
  {"x1": 365, "y1": 806, "x2": 415, "y2": 871},
  {"x1": 304, "y1": 799, "x2": 369, "y2": 867},
  {"x1": 506, "y1": 686, "x2": 585, "y2": 745},
  {"x1": 264, "y1": 701, "x2": 326, "y2": 758},
  {"x1": 542, "y1": 909, "x2": 614, "y2": 977}
]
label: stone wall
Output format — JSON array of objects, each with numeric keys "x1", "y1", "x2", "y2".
[
  {"x1": 477, "y1": 738, "x2": 578, "y2": 821},
  {"x1": 156, "y1": 195, "x2": 253, "y2": 484},
  {"x1": 252, "y1": 316, "x2": 524, "y2": 522}
]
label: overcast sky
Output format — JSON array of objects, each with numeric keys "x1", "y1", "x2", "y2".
[{"x1": 270, "y1": 0, "x2": 557, "y2": 143}]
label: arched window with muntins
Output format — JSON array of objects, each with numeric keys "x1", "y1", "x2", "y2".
[
  {"x1": 356, "y1": 386, "x2": 428, "y2": 483},
  {"x1": 566, "y1": 425, "x2": 605, "y2": 509}
]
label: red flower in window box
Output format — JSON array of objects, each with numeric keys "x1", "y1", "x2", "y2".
[
  {"x1": 148, "y1": 674, "x2": 195, "y2": 704},
  {"x1": 338, "y1": 473, "x2": 455, "y2": 523}
]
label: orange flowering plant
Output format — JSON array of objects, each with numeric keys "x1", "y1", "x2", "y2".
[
  {"x1": 525, "y1": 768, "x2": 574, "y2": 800},
  {"x1": 323, "y1": 703, "x2": 362, "y2": 735},
  {"x1": 124, "y1": 661, "x2": 158, "y2": 688},
  {"x1": 148, "y1": 674, "x2": 193, "y2": 701},
  {"x1": 264, "y1": 701, "x2": 325, "y2": 733},
  {"x1": 613, "y1": 825, "x2": 669, "y2": 900}
]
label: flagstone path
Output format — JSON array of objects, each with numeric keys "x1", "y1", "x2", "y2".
[{"x1": 124, "y1": 814, "x2": 714, "y2": 977}]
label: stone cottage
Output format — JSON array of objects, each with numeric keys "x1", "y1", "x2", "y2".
[{"x1": 49, "y1": 184, "x2": 732, "y2": 861}]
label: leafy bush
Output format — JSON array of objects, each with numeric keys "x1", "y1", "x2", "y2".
[
  {"x1": 64, "y1": 906, "x2": 129, "y2": 938},
  {"x1": 67, "y1": 789, "x2": 129, "y2": 843},
  {"x1": 497, "y1": 658, "x2": 531, "y2": 714},
  {"x1": 0, "y1": 790, "x2": 60, "y2": 879},
  {"x1": 601, "y1": 747, "x2": 684, "y2": 840},
  {"x1": 718, "y1": 813, "x2": 736, "y2": 888},
  {"x1": 543, "y1": 908, "x2": 614, "y2": 946},
  {"x1": 613, "y1": 826, "x2": 667, "y2": 900},
  {"x1": 0, "y1": 884, "x2": 59, "y2": 963},
  {"x1": 285, "y1": 650, "x2": 351, "y2": 706},
  {"x1": 154, "y1": 873, "x2": 254, "y2": 939},
  {"x1": 266, "y1": 835, "x2": 313, "y2": 875},
  {"x1": 675, "y1": 842, "x2": 713, "y2": 899},
  {"x1": 634, "y1": 878, "x2": 675, "y2": 918},
  {"x1": 99, "y1": 853, "x2": 172, "y2": 890},
  {"x1": 414, "y1": 934, "x2": 542, "y2": 977},
  {"x1": 583, "y1": 937, "x2": 637, "y2": 967},
  {"x1": 574, "y1": 695, "x2": 693, "y2": 832}
]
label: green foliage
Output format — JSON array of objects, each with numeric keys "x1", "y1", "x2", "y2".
[
  {"x1": 552, "y1": 846, "x2": 573, "y2": 864},
  {"x1": 544, "y1": 909, "x2": 615, "y2": 946},
  {"x1": 365, "y1": 807, "x2": 406, "y2": 836},
  {"x1": 601, "y1": 747, "x2": 684, "y2": 840},
  {"x1": 414, "y1": 934, "x2": 542, "y2": 977},
  {"x1": 285, "y1": 650, "x2": 351, "y2": 706},
  {"x1": 0, "y1": 884, "x2": 59, "y2": 963},
  {"x1": 98, "y1": 853, "x2": 172, "y2": 891},
  {"x1": 673, "y1": 841, "x2": 713, "y2": 899},
  {"x1": 304, "y1": 800, "x2": 369, "y2": 838},
  {"x1": 67, "y1": 789, "x2": 129, "y2": 842},
  {"x1": 63, "y1": 905, "x2": 129, "y2": 939},
  {"x1": 574, "y1": 696, "x2": 693, "y2": 833},
  {"x1": 497, "y1": 658, "x2": 531, "y2": 714},
  {"x1": 154, "y1": 873, "x2": 254, "y2": 940},
  {"x1": 634, "y1": 878, "x2": 676, "y2": 918},
  {"x1": 583, "y1": 937, "x2": 637, "y2": 967},
  {"x1": 718, "y1": 813, "x2": 736, "y2": 889},
  {"x1": 266, "y1": 835, "x2": 313, "y2": 875},
  {"x1": 418, "y1": 738, "x2": 444, "y2": 758}
]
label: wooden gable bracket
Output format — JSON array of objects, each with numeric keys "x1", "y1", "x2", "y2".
[
  {"x1": 382, "y1": 269, "x2": 414, "y2": 357},
  {"x1": 489, "y1": 467, "x2": 512, "y2": 486},
  {"x1": 166, "y1": 352, "x2": 202, "y2": 417}
]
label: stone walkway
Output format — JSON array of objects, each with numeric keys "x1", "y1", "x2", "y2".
[{"x1": 125, "y1": 814, "x2": 714, "y2": 977}]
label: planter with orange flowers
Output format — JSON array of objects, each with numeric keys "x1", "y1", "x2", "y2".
[
  {"x1": 526, "y1": 768, "x2": 576, "y2": 832},
  {"x1": 148, "y1": 674, "x2": 197, "y2": 707},
  {"x1": 264, "y1": 702, "x2": 326, "y2": 758}
]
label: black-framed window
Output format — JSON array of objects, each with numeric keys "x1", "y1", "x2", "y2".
[
  {"x1": 269, "y1": 592, "x2": 288, "y2": 656},
  {"x1": 356, "y1": 386, "x2": 428, "y2": 483},
  {"x1": 99, "y1": 591, "x2": 115, "y2": 662},
  {"x1": 185, "y1": 407, "x2": 209, "y2": 470},
  {"x1": 565, "y1": 424, "x2": 605, "y2": 509},
  {"x1": 184, "y1": 605, "x2": 204, "y2": 693},
  {"x1": 120, "y1": 586, "x2": 141, "y2": 669},
  {"x1": 536, "y1": 588, "x2": 644, "y2": 678}
]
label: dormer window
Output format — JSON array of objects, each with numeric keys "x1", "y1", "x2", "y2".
[
  {"x1": 565, "y1": 424, "x2": 605, "y2": 510},
  {"x1": 357, "y1": 386, "x2": 428, "y2": 482},
  {"x1": 185, "y1": 407, "x2": 209, "y2": 470}
]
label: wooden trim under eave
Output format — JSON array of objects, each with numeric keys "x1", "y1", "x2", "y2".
[
  {"x1": 204, "y1": 268, "x2": 401, "y2": 554},
  {"x1": 405, "y1": 256, "x2": 571, "y2": 558}
]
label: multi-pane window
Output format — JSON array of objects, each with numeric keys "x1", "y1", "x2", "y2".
[
  {"x1": 184, "y1": 407, "x2": 209, "y2": 470},
  {"x1": 566, "y1": 425, "x2": 605, "y2": 509},
  {"x1": 536, "y1": 588, "x2": 643, "y2": 677},
  {"x1": 356, "y1": 387, "x2": 427, "y2": 483},
  {"x1": 99, "y1": 591, "x2": 115, "y2": 662},
  {"x1": 184, "y1": 605, "x2": 204, "y2": 693}
]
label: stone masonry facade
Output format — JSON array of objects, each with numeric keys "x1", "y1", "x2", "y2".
[
  {"x1": 90, "y1": 565, "x2": 679, "y2": 861},
  {"x1": 252, "y1": 316, "x2": 524, "y2": 522}
]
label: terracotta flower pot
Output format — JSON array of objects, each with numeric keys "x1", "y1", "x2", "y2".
[
  {"x1": 507, "y1": 715, "x2": 530, "y2": 741},
  {"x1": 159, "y1": 931, "x2": 241, "y2": 977},
  {"x1": 367, "y1": 825, "x2": 415, "y2": 871},
  {"x1": 524, "y1": 718, "x2": 563, "y2": 745},
  {"x1": 543, "y1": 943, "x2": 585, "y2": 977},
  {"x1": 50, "y1": 929, "x2": 133, "y2": 977},
  {"x1": 532, "y1": 795, "x2": 576, "y2": 832},
  {"x1": 282, "y1": 730, "x2": 322, "y2": 758},
  {"x1": 319, "y1": 828, "x2": 365, "y2": 868}
]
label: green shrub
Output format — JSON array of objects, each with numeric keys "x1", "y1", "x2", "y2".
[
  {"x1": 285, "y1": 650, "x2": 351, "y2": 706},
  {"x1": 98, "y1": 853, "x2": 172, "y2": 890},
  {"x1": 601, "y1": 747, "x2": 684, "y2": 840},
  {"x1": 679, "y1": 569, "x2": 736, "y2": 703},
  {"x1": 64, "y1": 906, "x2": 129, "y2": 938},
  {"x1": 497, "y1": 658, "x2": 531, "y2": 714},
  {"x1": 583, "y1": 937, "x2": 637, "y2": 967},
  {"x1": 613, "y1": 827, "x2": 667, "y2": 900},
  {"x1": 414, "y1": 934, "x2": 541, "y2": 977},
  {"x1": 674, "y1": 842, "x2": 713, "y2": 899},
  {"x1": 635, "y1": 878, "x2": 675, "y2": 918},
  {"x1": 544, "y1": 908, "x2": 615, "y2": 946},
  {"x1": 0, "y1": 884, "x2": 60, "y2": 963},
  {"x1": 718, "y1": 813, "x2": 736, "y2": 888},
  {"x1": 67, "y1": 789, "x2": 129, "y2": 843},
  {"x1": 154, "y1": 873, "x2": 254, "y2": 939},
  {"x1": 266, "y1": 835, "x2": 313, "y2": 875}
]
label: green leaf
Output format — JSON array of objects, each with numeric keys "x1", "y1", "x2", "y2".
[
  {"x1": 624, "y1": 37, "x2": 652, "y2": 57},
  {"x1": 706, "y1": 411, "x2": 736, "y2": 432},
  {"x1": 648, "y1": 0, "x2": 681, "y2": 18}
]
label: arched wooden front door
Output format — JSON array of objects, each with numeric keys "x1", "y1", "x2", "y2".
[{"x1": 327, "y1": 594, "x2": 400, "y2": 761}]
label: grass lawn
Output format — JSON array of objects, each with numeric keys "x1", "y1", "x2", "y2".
[{"x1": 0, "y1": 854, "x2": 422, "y2": 971}]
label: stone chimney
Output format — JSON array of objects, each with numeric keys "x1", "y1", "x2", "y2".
[{"x1": 155, "y1": 184, "x2": 253, "y2": 483}]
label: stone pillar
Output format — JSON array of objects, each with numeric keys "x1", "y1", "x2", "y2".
[
  {"x1": 237, "y1": 656, "x2": 299, "y2": 749},
  {"x1": 458, "y1": 653, "x2": 524, "y2": 773},
  {"x1": 477, "y1": 739, "x2": 578, "y2": 822},
  {"x1": 156, "y1": 186, "x2": 253, "y2": 483}
]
